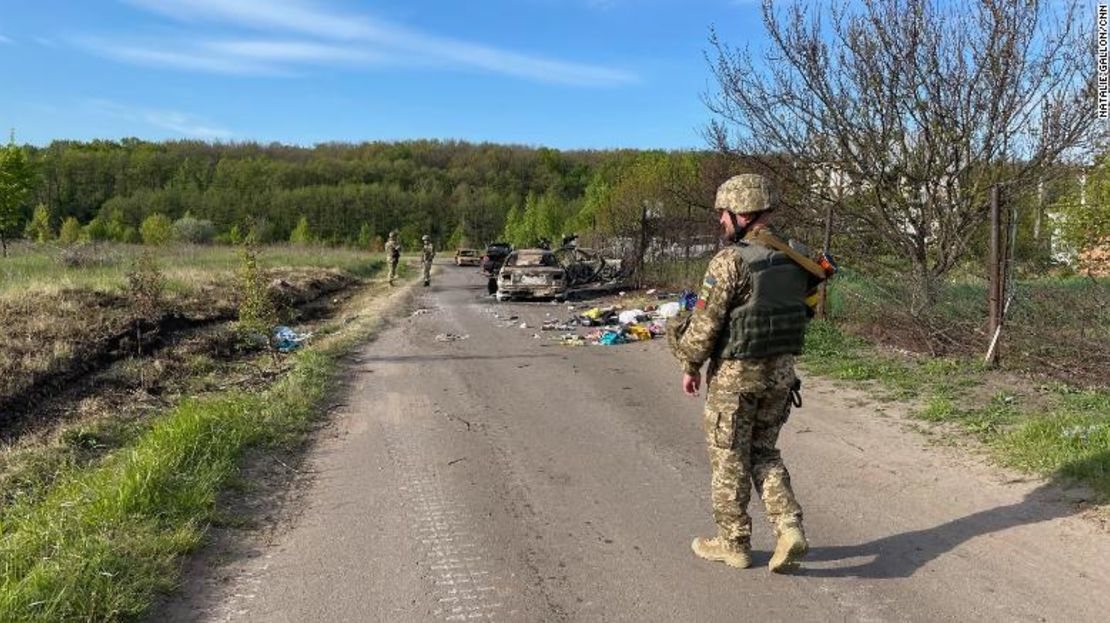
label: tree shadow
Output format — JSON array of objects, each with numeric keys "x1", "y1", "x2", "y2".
[{"x1": 800, "y1": 451, "x2": 1107, "y2": 579}]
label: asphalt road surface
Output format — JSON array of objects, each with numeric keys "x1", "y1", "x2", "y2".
[{"x1": 166, "y1": 264, "x2": 1110, "y2": 623}]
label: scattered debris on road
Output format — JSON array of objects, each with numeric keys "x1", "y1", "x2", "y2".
[
  {"x1": 274, "y1": 325, "x2": 313, "y2": 352},
  {"x1": 435, "y1": 333, "x2": 470, "y2": 342}
]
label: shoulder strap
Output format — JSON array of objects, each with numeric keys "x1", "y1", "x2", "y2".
[{"x1": 751, "y1": 230, "x2": 827, "y2": 280}]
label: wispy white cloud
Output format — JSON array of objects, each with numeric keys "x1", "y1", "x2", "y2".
[
  {"x1": 0, "y1": 35, "x2": 14, "y2": 45},
  {"x1": 102, "y1": 0, "x2": 637, "y2": 86},
  {"x1": 83, "y1": 39, "x2": 283, "y2": 75},
  {"x1": 88, "y1": 99, "x2": 233, "y2": 139},
  {"x1": 80, "y1": 38, "x2": 385, "y2": 76},
  {"x1": 205, "y1": 40, "x2": 386, "y2": 65}
]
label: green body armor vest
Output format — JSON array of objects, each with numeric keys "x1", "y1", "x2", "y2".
[{"x1": 716, "y1": 240, "x2": 811, "y2": 360}]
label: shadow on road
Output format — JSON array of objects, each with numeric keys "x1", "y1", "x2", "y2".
[
  {"x1": 802, "y1": 451, "x2": 1106, "y2": 579},
  {"x1": 354, "y1": 353, "x2": 561, "y2": 364}
]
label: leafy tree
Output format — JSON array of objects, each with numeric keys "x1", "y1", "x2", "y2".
[
  {"x1": 100, "y1": 205, "x2": 132, "y2": 242},
  {"x1": 705, "y1": 0, "x2": 1100, "y2": 308},
  {"x1": 58, "y1": 216, "x2": 82, "y2": 245},
  {"x1": 236, "y1": 246, "x2": 282, "y2": 363},
  {"x1": 446, "y1": 223, "x2": 467, "y2": 250},
  {"x1": 357, "y1": 222, "x2": 374, "y2": 248},
  {"x1": 0, "y1": 133, "x2": 35, "y2": 256},
  {"x1": 83, "y1": 217, "x2": 112, "y2": 242},
  {"x1": 174, "y1": 211, "x2": 216, "y2": 244},
  {"x1": 289, "y1": 216, "x2": 313, "y2": 245},
  {"x1": 24, "y1": 203, "x2": 54, "y2": 243},
  {"x1": 501, "y1": 203, "x2": 525, "y2": 247},
  {"x1": 140, "y1": 213, "x2": 174, "y2": 246},
  {"x1": 1055, "y1": 165, "x2": 1110, "y2": 268}
]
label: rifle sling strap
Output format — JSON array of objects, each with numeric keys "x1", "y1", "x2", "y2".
[{"x1": 751, "y1": 230, "x2": 827, "y2": 280}]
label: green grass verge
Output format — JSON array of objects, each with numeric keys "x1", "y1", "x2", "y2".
[
  {"x1": 0, "y1": 291, "x2": 393, "y2": 621},
  {"x1": 0, "y1": 242, "x2": 384, "y2": 297},
  {"x1": 801, "y1": 320, "x2": 1110, "y2": 498}
]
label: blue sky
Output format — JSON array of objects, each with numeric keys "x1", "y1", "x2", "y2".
[{"x1": 0, "y1": 0, "x2": 768, "y2": 149}]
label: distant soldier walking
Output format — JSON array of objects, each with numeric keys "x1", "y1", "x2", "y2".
[
  {"x1": 671, "y1": 173, "x2": 828, "y2": 574},
  {"x1": 385, "y1": 231, "x2": 401, "y2": 286},
  {"x1": 421, "y1": 235, "x2": 435, "y2": 287}
]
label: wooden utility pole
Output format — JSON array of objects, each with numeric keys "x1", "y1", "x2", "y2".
[
  {"x1": 1033, "y1": 177, "x2": 1044, "y2": 244},
  {"x1": 818, "y1": 201, "x2": 834, "y2": 319},
  {"x1": 986, "y1": 185, "x2": 1002, "y2": 367}
]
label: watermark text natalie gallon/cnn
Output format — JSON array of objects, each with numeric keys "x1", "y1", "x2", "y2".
[{"x1": 1099, "y1": 3, "x2": 1109, "y2": 119}]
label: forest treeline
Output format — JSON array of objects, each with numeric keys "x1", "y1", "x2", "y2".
[{"x1": 15, "y1": 138, "x2": 730, "y2": 251}]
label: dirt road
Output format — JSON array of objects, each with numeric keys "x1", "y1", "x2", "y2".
[{"x1": 165, "y1": 265, "x2": 1110, "y2": 622}]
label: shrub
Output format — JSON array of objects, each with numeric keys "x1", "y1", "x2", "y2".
[
  {"x1": 289, "y1": 216, "x2": 313, "y2": 245},
  {"x1": 24, "y1": 204, "x2": 54, "y2": 243},
  {"x1": 58, "y1": 217, "x2": 82, "y2": 245},
  {"x1": 83, "y1": 218, "x2": 112, "y2": 242},
  {"x1": 140, "y1": 214, "x2": 174, "y2": 246},
  {"x1": 173, "y1": 212, "x2": 216, "y2": 244},
  {"x1": 236, "y1": 247, "x2": 282, "y2": 361}
]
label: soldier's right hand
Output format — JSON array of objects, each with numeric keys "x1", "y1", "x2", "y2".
[{"x1": 683, "y1": 372, "x2": 701, "y2": 397}]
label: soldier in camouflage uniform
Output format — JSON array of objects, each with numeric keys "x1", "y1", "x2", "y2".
[
  {"x1": 421, "y1": 235, "x2": 435, "y2": 287},
  {"x1": 385, "y1": 231, "x2": 401, "y2": 286},
  {"x1": 672, "y1": 173, "x2": 814, "y2": 574}
]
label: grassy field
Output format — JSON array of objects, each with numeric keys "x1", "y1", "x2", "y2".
[
  {"x1": 0, "y1": 242, "x2": 383, "y2": 297},
  {"x1": 0, "y1": 282, "x2": 404, "y2": 621},
  {"x1": 0, "y1": 242, "x2": 385, "y2": 415},
  {"x1": 0, "y1": 241, "x2": 404, "y2": 620},
  {"x1": 825, "y1": 269, "x2": 1110, "y2": 388},
  {"x1": 801, "y1": 321, "x2": 1110, "y2": 499}
]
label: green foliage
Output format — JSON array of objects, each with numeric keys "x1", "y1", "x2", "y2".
[
  {"x1": 19, "y1": 139, "x2": 683, "y2": 252},
  {"x1": 82, "y1": 217, "x2": 112, "y2": 242},
  {"x1": 246, "y1": 217, "x2": 276, "y2": 245},
  {"x1": 236, "y1": 247, "x2": 281, "y2": 354},
  {"x1": 173, "y1": 212, "x2": 216, "y2": 244},
  {"x1": 0, "y1": 133, "x2": 36, "y2": 255},
  {"x1": 446, "y1": 222, "x2": 466, "y2": 250},
  {"x1": 501, "y1": 203, "x2": 524, "y2": 246},
  {"x1": 0, "y1": 336, "x2": 346, "y2": 620},
  {"x1": 802, "y1": 320, "x2": 1110, "y2": 497},
  {"x1": 289, "y1": 216, "x2": 313, "y2": 245},
  {"x1": 1054, "y1": 162, "x2": 1110, "y2": 263},
  {"x1": 140, "y1": 213, "x2": 174, "y2": 246},
  {"x1": 57, "y1": 216, "x2": 82, "y2": 245},
  {"x1": 24, "y1": 203, "x2": 54, "y2": 243},
  {"x1": 357, "y1": 222, "x2": 374, "y2": 248}
]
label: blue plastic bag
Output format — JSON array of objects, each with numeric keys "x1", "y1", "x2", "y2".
[
  {"x1": 679, "y1": 289, "x2": 698, "y2": 311},
  {"x1": 273, "y1": 325, "x2": 312, "y2": 352}
]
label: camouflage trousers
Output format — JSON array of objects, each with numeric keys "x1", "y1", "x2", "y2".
[
  {"x1": 703, "y1": 356, "x2": 803, "y2": 546},
  {"x1": 422, "y1": 261, "x2": 432, "y2": 283},
  {"x1": 388, "y1": 259, "x2": 399, "y2": 283}
]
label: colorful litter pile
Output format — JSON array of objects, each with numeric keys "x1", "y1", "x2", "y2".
[{"x1": 538, "y1": 289, "x2": 697, "y2": 347}]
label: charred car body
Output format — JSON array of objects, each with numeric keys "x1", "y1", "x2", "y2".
[
  {"x1": 454, "y1": 248, "x2": 481, "y2": 266},
  {"x1": 495, "y1": 249, "x2": 567, "y2": 301}
]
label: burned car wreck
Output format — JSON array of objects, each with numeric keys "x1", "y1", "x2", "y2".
[{"x1": 495, "y1": 249, "x2": 568, "y2": 301}]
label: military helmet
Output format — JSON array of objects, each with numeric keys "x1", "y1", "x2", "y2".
[
  {"x1": 422, "y1": 235, "x2": 430, "y2": 242},
  {"x1": 388, "y1": 230, "x2": 397, "y2": 239},
  {"x1": 715, "y1": 174, "x2": 776, "y2": 215}
]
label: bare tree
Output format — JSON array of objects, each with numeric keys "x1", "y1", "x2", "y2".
[{"x1": 705, "y1": 0, "x2": 1100, "y2": 309}]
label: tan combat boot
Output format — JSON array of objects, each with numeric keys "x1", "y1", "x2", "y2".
[
  {"x1": 691, "y1": 537, "x2": 752, "y2": 569},
  {"x1": 768, "y1": 525, "x2": 808, "y2": 574}
]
